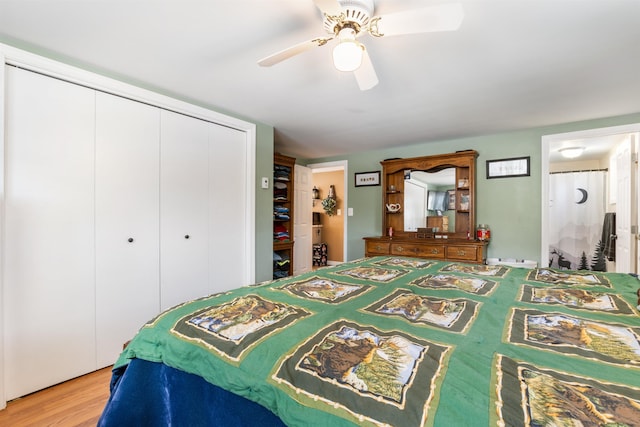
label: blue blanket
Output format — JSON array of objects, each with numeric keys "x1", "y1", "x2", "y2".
[{"x1": 99, "y1": 358, "x2": 285, "y2": 426}]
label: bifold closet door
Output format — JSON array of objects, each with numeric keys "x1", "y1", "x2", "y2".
[
  {"x1": 95, "y1": 92, "x2": 161, "y2": 367},
  {"x1": 160, "y1": 110, "x2": 211, "y2": 310},
  {"x1": 208, "y1": 124, "x2": 250, "y2": 289},
  {"x1": 4, "y1": 66, "x2": 97, "y2": 399}
]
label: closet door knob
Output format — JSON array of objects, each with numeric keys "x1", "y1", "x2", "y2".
[
  {"x1": 184, "y1": 234, "x2": 190, "y2": 239},
  {"x1": 128, "y1": 238, "x2": 134, "y2": 243}
]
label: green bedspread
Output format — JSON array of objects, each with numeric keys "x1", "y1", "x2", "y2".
[{"x1": 116, "y1": 256, "x2": 640, "y2": 426}]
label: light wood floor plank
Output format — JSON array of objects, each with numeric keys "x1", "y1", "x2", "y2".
[{"x1": 0, "y1": 367, "x2": 112, "y2": 427}]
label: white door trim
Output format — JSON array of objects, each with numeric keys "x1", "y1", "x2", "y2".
[{"x1": 0, "y1": 52, "x2": 6, "y2": 410}]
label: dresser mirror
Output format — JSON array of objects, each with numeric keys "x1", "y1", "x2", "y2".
[
  {"x1": 364, "y1": 150, "x2": 487, "y2": 264},
  {"x1": 404, "y1": 169, "x2": 456, "y2": 232},
  {"x1": 380, "y1": 150, "x2": 477, "y2": 240}
]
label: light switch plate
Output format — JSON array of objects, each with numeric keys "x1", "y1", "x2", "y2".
[{"x1": 261, "y1": 177, "x2": 269, "y2": 189}]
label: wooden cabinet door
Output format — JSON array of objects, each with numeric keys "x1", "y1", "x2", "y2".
[
  {"x1": 95, "y1": 92, "x2": 161, "y2": 367},
  {"x1": 4, "y1": 67, "x2": 97, "y2": 399},
  {"x1": 160, "y1": 110, "x2": 211, "y2": 310}
]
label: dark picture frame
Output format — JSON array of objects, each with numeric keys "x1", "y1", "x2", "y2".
[
  {"x1": 486, "y1": 156, "x2": 530, "y2": 179},
  {"x1": 355, "y1": 171, "x2": 381, "y2": 187},
  {"x1": 447, "y1": 190, "x2": 456, "y2": 210}
]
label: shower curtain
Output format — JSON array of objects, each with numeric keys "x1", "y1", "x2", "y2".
[{"x1": 548, "y1": 170, "x2": 607, "y2": 270}]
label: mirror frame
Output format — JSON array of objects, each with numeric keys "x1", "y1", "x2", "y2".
[{"x1": 380, "y1": 150, "x2": 478, "y2": 240}]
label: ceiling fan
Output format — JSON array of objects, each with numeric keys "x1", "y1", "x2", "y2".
[{"x1": 258, "y1": 0, "x2": 464, "y2": 91}]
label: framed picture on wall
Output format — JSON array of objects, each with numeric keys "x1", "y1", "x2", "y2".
[
  {"x1": 355, "y1": 171, "x2": 381, "y2": 187},
  {"x1": 486, "y1": 156, "x2": 530, "y2": 179}
]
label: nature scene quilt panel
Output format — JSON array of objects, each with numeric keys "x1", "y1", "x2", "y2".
[{"x1": 116, "y1": 256, "x2": 640, "y2": 426}]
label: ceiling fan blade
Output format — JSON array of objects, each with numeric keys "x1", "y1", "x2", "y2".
[
  {"x1": 354, "y1": 48, "x2": 378, "y2": 91},
  {"x1": 312, "y1": 0, "x2": 343, "y2": 16},
  {"x1": 372, "y1": 3, "x2": 464, "y2": 37},
  {"x1": 258, "y1": 36, "x2": 334, "y2": 67}
]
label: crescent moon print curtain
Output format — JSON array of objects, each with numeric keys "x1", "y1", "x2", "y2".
[{"x1": 548, "y1": 171, "x2": 607, "y2": 271}]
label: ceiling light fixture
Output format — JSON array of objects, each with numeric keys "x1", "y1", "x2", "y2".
[
  {"x1": 332, "y1": 27, "x2": 363, "y2": 72},
  {"x1": 559, "y1": 147, "x2": 585, "y2": 159}
]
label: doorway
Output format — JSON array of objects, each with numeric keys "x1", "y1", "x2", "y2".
[
  {"x1": 307, "y1": 161, "x2": 348, "y2": 266},
  {"x1": 541, "y1": 124, "x2": 640, "y2": 273}
]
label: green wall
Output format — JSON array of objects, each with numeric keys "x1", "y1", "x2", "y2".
[
  {"x1": 254, "y1": 123, "x2": 275, "y2": 282},
  {"x1": 305, "y1": 112, "x2": 640, "y2": 265}
]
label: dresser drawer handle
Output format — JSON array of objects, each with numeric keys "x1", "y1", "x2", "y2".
[
  {"x1": 375, "y1": 245, "x2": 383, "y2": 251},
  {"x1": 457, "y1": 250, "x2": 466, "y2": 256},
  {"x1": 431, "y1": 249, "x2": 439, "y2": 254},
  {"x1": 396, "y1": 246, "x2": 404, "y2": 252}
]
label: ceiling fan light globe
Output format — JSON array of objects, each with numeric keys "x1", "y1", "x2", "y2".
[{"x1": 333, "y1": 41, "x2": 363, "y2": 72}]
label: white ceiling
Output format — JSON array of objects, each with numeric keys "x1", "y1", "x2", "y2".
[{"x1": 1, "y1": 0, "x2": 639, "y2": 159}]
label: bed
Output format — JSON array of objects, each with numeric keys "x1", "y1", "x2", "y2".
[{"x1": 98, "y1": 256, "x2": 640, "y2": 426}]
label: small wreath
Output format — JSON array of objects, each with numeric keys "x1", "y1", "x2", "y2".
[{"x1": 321, "y1": 197, "x2": 337, "y2": 216}]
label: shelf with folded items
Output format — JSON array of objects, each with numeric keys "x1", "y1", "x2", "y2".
[
  {"x1": 272, "y1": 248, "x2": 292, "y2": 280},
  {"x1": 273, "y1": 153, "x2": 295, "y2": 279}
]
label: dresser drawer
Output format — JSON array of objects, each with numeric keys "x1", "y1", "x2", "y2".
[
  {"x1": 446, "y1": 245, "x2": 479, "y2": 262},
  {"x1": 366, "y1": 240, "x2": 391, "y2": 255},
  {"x1": 391, "y1": 243, "x2": 445, "y2": 259}
]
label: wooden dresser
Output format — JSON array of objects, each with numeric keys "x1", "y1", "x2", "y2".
[
  {"x1": 364, "y1": 236, "x2": 487, "y2": 264},
  {"x1": 364, "y1": 150, "x2": 489, "y2": 264}
]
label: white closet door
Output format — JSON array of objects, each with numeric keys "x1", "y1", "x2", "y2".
[
  {"x1": 4, "y1": 67, "x2": 96, "y2": 399},
  {"x1": 209, "y1": 124, "x2": 250, "y2": 290},
  {"x1": 160, "y1": 111, "x2": 210, "y2": 310},
  {"x1": 95, "y1": 92, "x2": 161, "y2": 367}
]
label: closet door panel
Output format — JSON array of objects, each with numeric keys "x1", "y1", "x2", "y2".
[
  {"x1": 209, "y1": 124, "x2": 249, "y2": 290},
  {"x1": 160, "y1": 111, "x2": 210, "y2": 310},
  {"x1": 95, "y1": 92, "x2": 161, "y2": 367},
  {"x1": 4, "y1": 67, "x2": 96, "y2": 399}
]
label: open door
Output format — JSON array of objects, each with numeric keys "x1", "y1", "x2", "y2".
[
  {"x1": 293, "y1": 165, "x2": 312, "y2": 275},
  {"x1": 615, "y1": 136, "x2": 635, "y2": 273}
]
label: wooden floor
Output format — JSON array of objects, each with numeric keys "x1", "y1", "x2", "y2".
[{"x1": 0, "y1": 367, "x2": 113, "y2": 427}]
